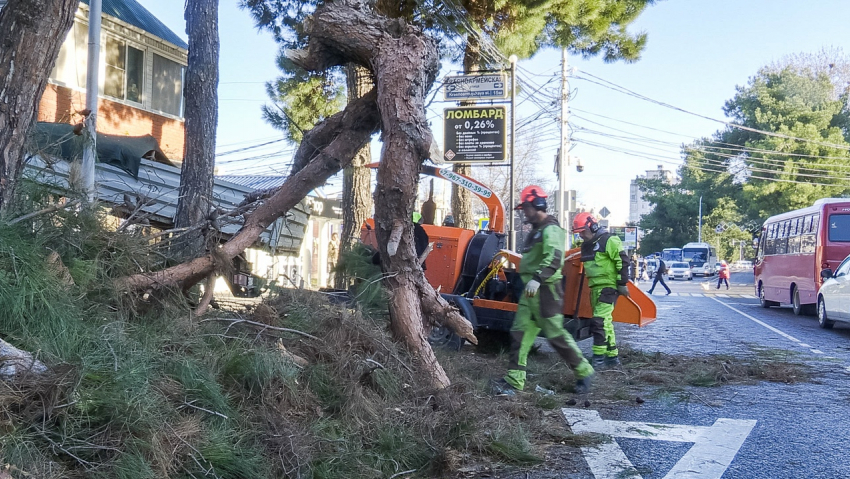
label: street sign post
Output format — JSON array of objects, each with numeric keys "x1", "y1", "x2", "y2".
[
  {"x1": 444, "y1": 74, "x2": 508, "y2": 101},
  {"x1": 599, "y1": 206, "x2": 611, "y2": 218},
  {"x1": 443, "y1": 106, "x2": 506, "y2": 163}
]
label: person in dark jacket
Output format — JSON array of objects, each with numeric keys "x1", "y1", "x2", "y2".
[{"x1": 647, "y1": 258, "x2": 672, "y2": 295}]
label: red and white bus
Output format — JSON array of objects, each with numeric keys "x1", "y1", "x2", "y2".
[{"x1": 755, "y1": 198, "x2": 850, "y2": 315}]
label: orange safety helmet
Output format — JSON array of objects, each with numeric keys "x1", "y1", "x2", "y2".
[
  {"x1": 572, "y1": 212, "x2": 599, "y2": 233},
  {"x1": 515, "y1": 185, "x2": 548, "y2": 210}
]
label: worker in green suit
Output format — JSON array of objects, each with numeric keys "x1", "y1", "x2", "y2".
[
  {"x1": 492, "y1": 186, "x2": 594, "y2": 396},
  {"x1": 573, "y1": 212, "x2": 631, "y2": 368}
]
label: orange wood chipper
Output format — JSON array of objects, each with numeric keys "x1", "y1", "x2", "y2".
[{"x1": 362, "y1": 164, "x2": 656, "y2": 349}]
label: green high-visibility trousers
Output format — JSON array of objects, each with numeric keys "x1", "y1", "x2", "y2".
[
  {"x1": 590, "y1": 286, "x2": 619, "y2": 358},
  {"x1": 505, "y1": 282, "x2": 593, "y2": 390}
]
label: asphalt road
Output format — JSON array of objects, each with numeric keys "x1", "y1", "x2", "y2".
[{"x1": 561, "y1": 270, "x2": 850, "y2": 479}]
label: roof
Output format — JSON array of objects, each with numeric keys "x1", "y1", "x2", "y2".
[
  {"x1": 81, "y1": 0, "x2": 188, "y2": 50},
  {"x1": 217, "y1": 176, "x2": 288, "y2": 191}
]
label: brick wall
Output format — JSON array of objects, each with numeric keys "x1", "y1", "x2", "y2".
[{"x1": 38, "y1": 83, "x2": 185, "y2": 161}]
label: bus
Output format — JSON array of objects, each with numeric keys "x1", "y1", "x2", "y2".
[
  {"x1": 754, "y1": 198, "x2": 850, "y2": 315},
  {"x1": 682, "y1": 242, "x2": 718, "y2": 276},
  {"x1": 661, "y1": 248, "x2": 683, "y2": 263}
]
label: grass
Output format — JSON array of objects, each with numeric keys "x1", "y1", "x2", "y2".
[{"x1": 0, "y1": 197, "x2": 817, "y2": 478}]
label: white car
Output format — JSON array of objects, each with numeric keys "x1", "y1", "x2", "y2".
[
  {"x1": 668, "y1": 262, "x2": 693, "y2": 281},
  {"x1": 817, "y1": 254, "x2": 850, "y2": 329},
  {"x1": 731, "y1": 260, "x2": 753, "y2": 271}
]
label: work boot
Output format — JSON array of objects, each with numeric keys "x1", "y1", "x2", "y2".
[
  {"x1": 591, "y1": 354, "x2": 606, "y2": 368},
  {"x1": 605, "y1": 356, "x2": 621, "y2": 368},
  {"x1": 574, "y1": 374, "x2": 593, "y2": 395},
  {"x1": 489, "y1": 378, "x2": 517, "y2": 396}
]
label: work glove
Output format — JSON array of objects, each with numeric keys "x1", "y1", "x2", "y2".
[
  {"x1": 524, "y1": 279, "x2": 541, "y2": 298},
  {"x1": 617, "y1": 284, "x2": 630, "y2": 297}
]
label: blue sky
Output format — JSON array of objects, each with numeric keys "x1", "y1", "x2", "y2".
[{"x1": 140, "y1": 0, "x2": 849, "y2": 225}]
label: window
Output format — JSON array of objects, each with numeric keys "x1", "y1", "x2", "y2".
[
  {"x1": 828, "y1": 214, "x2": 850, "y2": 243},
  {"x1": 151, "y1": 54, "x2": 184, "y2": 117},
  {"x1": 50, "y1": 21, "x2": 89, "y2": 88},
  {"x1": 801, "y1": 214, "x2": 817, "y2": 253},
  {"x1": 104, "y1": 37, "x2": 144, "y2": 103},
  {"x1": 835, "y1": 256, "x2": 850, "y2": 277}
]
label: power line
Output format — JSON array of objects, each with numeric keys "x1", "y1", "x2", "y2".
[
  {"x1": 575, "y1": 138, "x2": 850, "y2": 187},
  {"x1": 573, "y1": 71, "x2": 850, "y2": 152}
]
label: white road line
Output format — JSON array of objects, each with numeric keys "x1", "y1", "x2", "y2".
[
  {"x1": 691, "y1": 293, "x2": 704, "y2": 297},
  {"x1": 740, "y1": 294, "x2": 757, "y2": 299},
  {"x1": 799, "y1": 343, "x2": 812, "y2": 348},
  {"x1": 710, "y1": 298, "x2": 801, "y2": 343},
  {"x1": 716, "y1": 294, "x2": 730, "y2": 298},
  {"x1": 811, "y1": 349, "x2": 825, "y2": 355},
  {"x1": 563, "y1": 409, "x2": 756, "y2": 479}
]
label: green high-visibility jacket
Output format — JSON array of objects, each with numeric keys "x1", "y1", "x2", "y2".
[
  {"x1": 579, "y1": 231, "x2": 630, "y2": 289},
  {"x1": 519, "y1": 216, "x2": 564, "y2": 284}
]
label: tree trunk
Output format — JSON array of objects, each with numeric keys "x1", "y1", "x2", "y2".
[
  {"x1": 120, "y1": 1, "x2": 478, "y2": 389},
  {"x1": 0, "y1": 0, "x2": 79, "y2": 215},
  {"x1": 337, "y1": 64, "x2": 373, "y2": 289},
  {"x1": 450, "y1": 30, "x2": 483, "y2": 230},
  {"x1": 368, "y1": 8, "x2": 449, "y2": 389},
  {"x1": 173, "y1": 0, "x2": 219, "y2": 258}
]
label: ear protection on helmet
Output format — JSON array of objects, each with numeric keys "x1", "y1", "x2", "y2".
[{"x1": 517, "y1": 185, "x2": 548, "y2": 211}]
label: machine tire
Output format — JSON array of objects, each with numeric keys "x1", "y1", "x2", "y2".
[
  {"x1": 817, "y1": 297, "x2": 835, "y2": 329},
  {"x1": 759, "y1": 282, "x2": 777, "y2": 308},
  {"x1": 430, "y1": 295, "x2": 477, "y2": 351}
]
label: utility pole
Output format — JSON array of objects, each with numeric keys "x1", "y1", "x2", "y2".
[
  {"x1": 508, "y1": 55, "x2": 517, "y2": 250},
  {"x1": 698, "y1": 195, "x2": 703, "y2": 243},
  {"x1": 82, "y1": 0, "x2": 102, "y2": 201},
  {"x1": 559, "y1": 49, "x2": 570, "y2": 245}
]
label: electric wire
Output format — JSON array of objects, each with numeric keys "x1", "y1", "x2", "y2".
[{"x1": 573, "y1": 71, "x2": 850, "y2": 152}]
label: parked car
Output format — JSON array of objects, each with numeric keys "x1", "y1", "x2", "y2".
[
  {"x1": 731, "y1": 260, "x2": 753, "y2": 271},
  {"x1": 816, "y1": 253, "x2": 850, "y2": 329},
  {"x1": 668, "y1": 262, "x2": 693, "y2": 281}
]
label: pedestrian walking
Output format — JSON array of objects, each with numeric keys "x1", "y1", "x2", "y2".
[
  {"x1": 492, "y1": 185, "x2": 594, "y2": 396},
  {"x1": 574, "y1": 212, "x2": 631, "y2": 368},
  {"x1": 717, "y1": 260, "x2": 730, "y2": 289},
  {"x1": 647, "y1": 258, "x2": 672, "y2": 295}
]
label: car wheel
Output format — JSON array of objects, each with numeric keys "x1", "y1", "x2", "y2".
[
  {"x1": 817, "y1": 296, "x2": 835, "y2": 329},
  {"x1": 759, "y1": 283, "x2": 777, "y2": 308},
  {"x1": 688, "y1": 276, "x2": 693, "y2": 281}
]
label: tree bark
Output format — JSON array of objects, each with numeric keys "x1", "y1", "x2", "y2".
[
  {"x1": 0, "y1": 0, "x2": 79, "y2": 215},
  {"x1": 337, "y1": 64, "x2": 373, "y2": 289},
  {"x1": 367, "y1": 6, "x2": 451, "y2": 389},
  {"x1": 173, "y1": 0, "x2": 220, "y2": 258}
]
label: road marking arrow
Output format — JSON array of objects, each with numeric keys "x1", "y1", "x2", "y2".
[{"x1": 563, "y1": 408, "x2": 756, "y2": 479}]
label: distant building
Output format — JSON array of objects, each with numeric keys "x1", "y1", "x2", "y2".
[{"x1": 629, "y1": 165, "x2": 675, "y2": 224}]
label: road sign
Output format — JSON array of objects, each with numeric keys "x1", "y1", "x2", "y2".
[
  {"x1": 444, "y1": 74, "x2": 508, "y2": 101},
  {"x1": 599, "y1": 206, "x2": 611, "y2": 218},
  {"x1": 443, "y1": 106, "x2": 506, "y2": 163},
  {"x1": 624, "y1": 227, "x2": 638, "y2": 248}
]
